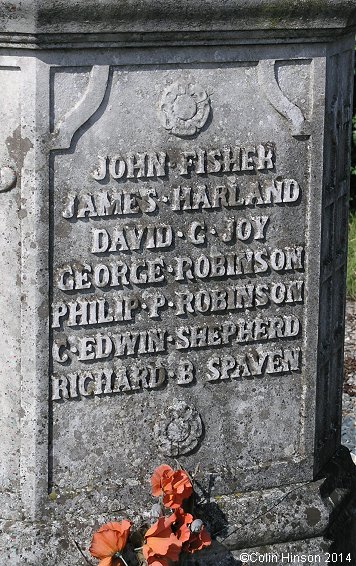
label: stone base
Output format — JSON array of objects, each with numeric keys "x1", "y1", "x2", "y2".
[
  {"x1": 1, "y1": 448, "x2": 355, "y2": 565},
  {"x1": 182, "y1": 538, "x2": 332, "y2": 565},
  {"x1": 234, "y1": 538, "x2": 340, "y2": 565},
  {"x1": 196, "y1": 447, "x2": 356, "y2": 554}
]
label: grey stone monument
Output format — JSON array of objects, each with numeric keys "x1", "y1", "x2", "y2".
[{"x1": 0, "y1": 1, "x2": 356, "y2": 563}]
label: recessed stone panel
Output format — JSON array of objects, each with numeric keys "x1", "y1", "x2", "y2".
[{"x1": 50, "y1": 61, "x2": 317, "y2": 499}]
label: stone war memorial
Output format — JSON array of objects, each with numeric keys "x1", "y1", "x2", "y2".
[{"x1": 1, "y1": 0, "x2": 356, "y2": 564}]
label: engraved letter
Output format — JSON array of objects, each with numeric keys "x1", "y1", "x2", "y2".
[
  {"x1": 57, "y1": 267, "x2": 74, "y2": 291},
  {"x1": 147, "y1": 152, "x2": 167, "y2": 177},
  {"x1": 92, "y1": 229, "x2": 109, "y2": 253},
  {"x1": 176, "y1": 360, "x2": 195, "y2": 384},
  {"x1": 109, "y1": 155, "x2": 126, "y2": 179},
  {"x1": 52, "y1": 376, "x2": 69, "y2": 401},
  {"x1": 52, "y1": 302, "x2": 68, "y2": 328},
  {"x1": 187, "y1": 221, "x2": 206, "y2": 245},
  {"x1": 91, "y1": 156, "x2": 108, "y2": 181},
  {"x1": 52, "y1": 340, "x2": 69, "y2": 363},
  {"x1": 283, "y1": 179, "x2": 300, "y2": 203},
  {"x1": 127, "y1": 153, "x2": 146, "y2": 178},
  {"x1": 62, "y1": 193, "x2": 76, "y2": 219},
  {"x1": 144, "y1": 292, "x2": 166, "y2": 319},
  {"x1": 252, "y1": 215, "x2": 269, "y2": 240},
  {"x1": 78, "y1": 337, "x2": 96, "y2": 361},
  {"x1": 179, "y1": 151, "x2": 196, "y2": 175},
  {"x1": 256, "y1": 144, "x2": 274, "y2": 170}
]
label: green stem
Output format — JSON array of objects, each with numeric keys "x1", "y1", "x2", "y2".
[{"x1": 72, "y1": 540, "x2": 94, "y2": 565}]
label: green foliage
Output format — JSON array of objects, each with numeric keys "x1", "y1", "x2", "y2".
[
  {"x1": 347, "y1": 213, "x2": 356, "y2": 299},
  {"x1": 352, "y1": 115, "x2": 356, "y2": 178}
]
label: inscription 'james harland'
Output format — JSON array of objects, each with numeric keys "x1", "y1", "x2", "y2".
[{"x1": 51, "y1": 141, "x2": 305, "y2": 402}]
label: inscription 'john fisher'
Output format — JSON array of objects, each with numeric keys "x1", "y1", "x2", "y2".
[{"x1": 51, "y1": 142, "x2": 305, "y2": 402}]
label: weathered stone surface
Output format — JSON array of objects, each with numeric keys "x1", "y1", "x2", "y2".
[
  {"x1": 50, "y1": 57, "x2": 314, "y2": 503},
  {"x1": 233, "y1": 539, "x2": 332, "y2": 565},
  {"x1": 0, "y1": 2, "x2": 355, "y2": 564},
  {"x1": 180, "y1": 538, "x2": 332, "y2": 565},
  {"x1": 0, "y1": 0, "x2": 356, "y2": 41},
  {"x1": 0, "y1": 449, "x2": 354, "y2": 564}
]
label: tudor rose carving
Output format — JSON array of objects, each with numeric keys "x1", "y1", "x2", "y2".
[
  {"x1": 159, "y1": 81, "x2": 210, "y2": 137},
  {"x1": 155, "y1": 399, "x2": 204, "y2": 457}
]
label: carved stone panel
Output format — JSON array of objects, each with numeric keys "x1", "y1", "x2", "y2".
[{"x1": 48, "y1": 60, "x2": 321, "y2": 506}]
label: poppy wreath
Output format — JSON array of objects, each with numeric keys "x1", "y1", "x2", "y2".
[{"x1": 87, "y1": 465, "x2": 211, "y2": 566}]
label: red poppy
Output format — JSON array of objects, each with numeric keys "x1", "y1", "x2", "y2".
[
  {"x1": 151, "y1": 465, "x2": 193, "y2": 509},
  {"x1": 183, "y1": 526, "x2": 211, "y2": 554},
  {"x1": 144, "y1": 551, "x2": 170, "y2": 566},
  {"x1": 89, "y1": 520, "x2": 131, "y2": 566},
  {"x1": 151, "y1": 465, "x2": 172, "y2": 497},
  {"x1": 143, "y1": 515, "x2": 182, "y2": 565},
  {"x1": 172, "y1": 507, "x2": 193, "y2": 543}
]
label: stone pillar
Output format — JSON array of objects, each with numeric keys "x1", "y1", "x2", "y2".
[{"x1": 0, "y1": 2, "x2": 355, "y2": 563}]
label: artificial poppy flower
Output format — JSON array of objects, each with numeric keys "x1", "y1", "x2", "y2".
[
  {"x1": 172, "y1": 507, "x2": 193, "y2": 543},
  {"x1": 144, "y1": 549, "x2": 170, "y2": 566},
  {"x1": 89, "y1": 520, "x2": 131, "y2": 566},
  {"x1": 182, "y1": 524, "x2": 211, "y2": 554},
  {"x1": 143, "y1": 515, "x2": 182, "y2": 566},
  {"x1": 151, "y1": 465, "x2": 193, "y2": 509},
  {"x1": 151, "y1": 465, "x2": 172, "y2": 497}
]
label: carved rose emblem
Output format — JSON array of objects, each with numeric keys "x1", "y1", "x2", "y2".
[
  {"x1": 159, "y1": 82, "x2": 210, "y2": 137},
  {"x1": 155, "y1": 399, "x2": 204, "y2": 457}
]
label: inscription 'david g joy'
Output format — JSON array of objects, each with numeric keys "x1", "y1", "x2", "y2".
[{"x1": 52, "y1": 141, "x2": 305, "y2": 402}]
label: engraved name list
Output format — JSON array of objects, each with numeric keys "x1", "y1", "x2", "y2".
[{"x1": 51, "y1": 142, "x2": 304, "y2": 402}]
